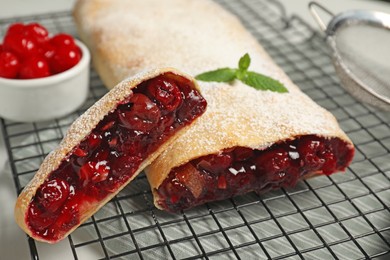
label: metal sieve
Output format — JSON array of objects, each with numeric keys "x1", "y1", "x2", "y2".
[{"x1": 309, "y1": 2, "x2": 390, "y2": 111}]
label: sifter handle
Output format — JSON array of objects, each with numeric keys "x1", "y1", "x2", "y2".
[{"x1": 309, "y1": 2, "x2": 335, "y2": 32}]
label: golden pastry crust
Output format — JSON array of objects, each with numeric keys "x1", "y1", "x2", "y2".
[
  {"x1": 73, "y1": 0, "x2": 353, "y2": 209},
  {"x1": 14, "y1": 68, "x2": 200, "y2": 243}
]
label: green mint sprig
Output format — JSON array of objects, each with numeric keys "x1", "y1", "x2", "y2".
[{"x1": 195, "y1": 53, "x2": 288, "y2": 93}]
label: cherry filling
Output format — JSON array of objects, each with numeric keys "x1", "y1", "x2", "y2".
[
  {"x1": 27, "y1": 73, "x2": 207, "y2": 241},
  {"x1": 156, "y1": 135, "x2": 354, "y2": 212}
]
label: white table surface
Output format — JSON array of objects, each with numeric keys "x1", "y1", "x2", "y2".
[{"x1": 1, "y1": 0, "x2": 390, "y2": 259}]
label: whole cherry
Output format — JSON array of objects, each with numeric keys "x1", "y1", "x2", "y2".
[
  {"x1": 36, "y1": 178, "x2": 70, "y2": 213},
  {"x1": 118, "y1": 94, "x2": 161, "y2": 132},
  {"x1": 49, "y1": 46, "x2": 81, "y2": 74},
  {"x1": 147, "y1": 77, "x2": 183, "y2": 112},
  {"x1": 0, "y1": 52, "x2": 20, "y2": 78},
  {"x1": 3, "y1": 33, "x2": 39, "y2": 59},
  {"x1": 19, "y1": 56, "x2": 50, "y2": 79},
  {"x1": 25, "y1": 23, "x2": 49, "y2": 44},
  {"x1": 50, "y1": 33, "x2": 76, "y2": 48}
]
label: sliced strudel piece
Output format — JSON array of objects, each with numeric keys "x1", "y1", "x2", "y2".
[{"x1": 15, "y1": 68, "x2": 207, "y2": 242}]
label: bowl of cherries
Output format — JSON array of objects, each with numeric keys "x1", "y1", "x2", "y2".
[{"x1": 0, "y1": 23, "x2": 90, "y2": 122}]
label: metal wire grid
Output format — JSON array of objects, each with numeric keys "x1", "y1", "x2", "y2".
[{"x1": 1, "y1": 0, "x2": 389, "y2": 259}]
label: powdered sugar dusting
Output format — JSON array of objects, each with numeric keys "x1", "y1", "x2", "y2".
[{"x1": 74, "y1": 0, "x2": 293, "y2": 88}]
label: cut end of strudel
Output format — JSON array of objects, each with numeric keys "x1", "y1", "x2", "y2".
[
  {"x1": 147, "y1": 82, "x2": 354, "y2": 212},
  {"x1": 75, "y1": 0, "x2": 354, "y2": 213},
  {"x1": 14, "y1": 68, "x2": 207, "y2": 243}
]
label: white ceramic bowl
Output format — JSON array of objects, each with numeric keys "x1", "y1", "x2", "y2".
[{"x1": 0, "y1": 40, "x2": 91, "y2": 122}]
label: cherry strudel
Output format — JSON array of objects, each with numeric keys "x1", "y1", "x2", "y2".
[
  {"x1": 73, "y1": 0, "x2": 354, "y2": 212},
  {"x1": 14, "y1": 68, "x2": 207, "y2": 242}
]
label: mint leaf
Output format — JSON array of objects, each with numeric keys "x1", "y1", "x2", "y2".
[
  {"x1": 238, "y1": 53, "x2": 250, "y2": 71},
  {"x1": 195, "y1": 68, "x2": 237, "y2": 82},
  {"x1": 235, "y1": 70, "x2": 246, "y2": 81},
  {"x1": 241, "y1": 71, "x2": 288, "y2": 93},
  {"x1": 195, "y1": 53, "x2": 288, "y2": 93}
]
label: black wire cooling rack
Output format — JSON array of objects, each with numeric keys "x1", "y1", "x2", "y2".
[{"x1": 1, "y1": 0, "x2": 390, "y2": 259}]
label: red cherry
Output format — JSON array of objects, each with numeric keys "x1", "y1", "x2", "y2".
[
  {"x1": 86, "y1": 133, "x2": 102, "y2": 149},
  {"x1": 50, "y1": 33, "x2": 76, "y2": 48},
  {"x1": 255, "y1": 148, "x2": 291, "y2": 176},
  {"x1": 0, "y1": 44, "x2": 3, "y2": 52},
  {"x1": 93, "y1": 148, "x2": 109, "y2": 162},
  {"x1": 25, "y1": 23, "x2": 49, "y2": 44},
  {"x1": 156, "y1": 115, "x2": 175, "y2": 134},
  {"x1": 111, "y1": 155, "x2": 141, "y2": 178},
  {"x1": 28, "y1": 203, "x2": 56, "y2": 231},
  {"x1": 196, "y1": 153, "x2": 233, "y2": 174},
  {"x1": 119, "y1": 138, "x2": 142, "y2": 156},
  {"x1": 37, "y1": 41, "x2": 56, "y2": 60},
  {"x1": 118, "y1": 94, "x2": 161, "y2": 132},
  {"x1": 3, "y1": 34, "x2": 39, "y2": 59},
  {"x1": 79, "y1": 162, "x2": 95, "y2": 184},
  {"x1": 49, "y1": 46, "x2": 81, "y2": 74},
  {"x1": 19, "y1": 56, "x2": 50, "y2": 79},
  {"x1": 297, "y1": 137, "x2": 326, "y2": 171},
  {"x1": 176, "y1": 87, "x2": 207, "y2": 123},
  {"x1": 52, "y1": 204, "x2": 79, "y2": 234},
  {"x1": 36, "y1": 178, "x2": 70, "y2": 213},
  {"x1": 0, "y1": 52, "x2": 20, "y2": 79},
  {"x1": 5, "y1": 23, "x2": 25, "y2": 36},
  {"x1": 91, "y1": 161, "x2": 110, "y2": 183},
  {"x1": 147, "y1": 77, "x2": 183, "y2": 112},
  {"x1": 79, "y1": 160, "x2": 110, "y2": 185}
]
